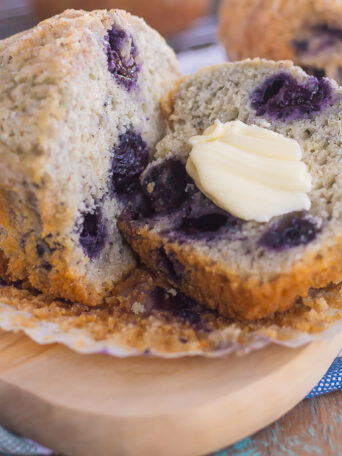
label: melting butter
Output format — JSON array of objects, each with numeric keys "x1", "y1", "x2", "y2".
[{"x1": 186, "y1": 120, "x2": 312, "y2": 223}]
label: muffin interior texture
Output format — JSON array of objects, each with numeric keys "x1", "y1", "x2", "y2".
[{"x1": 0, "y1": 9, "x2": 179, "y2": 304}]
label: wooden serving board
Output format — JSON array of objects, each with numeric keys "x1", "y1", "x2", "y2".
[{"x1": 0, "y1": 330, "x2": 340, "y2": 456}]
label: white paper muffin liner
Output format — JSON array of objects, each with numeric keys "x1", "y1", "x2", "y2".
[{"x1": 0, "y1": 268, "x2": 341, "y2": 358}]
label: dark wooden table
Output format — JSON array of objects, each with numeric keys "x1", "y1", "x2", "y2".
[{"x1": 1, "y1": 2, "x2": 342, "y2": 456}]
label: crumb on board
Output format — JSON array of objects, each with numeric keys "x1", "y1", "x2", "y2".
[
  {"x1": 0, "y1": 267, "x2": 341, "y2": 356},
  {"x1": 132, "y1": 302, "x2": 145, "y2": 314}
]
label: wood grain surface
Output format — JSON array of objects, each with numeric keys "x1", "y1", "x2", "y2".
[
  {"x1": 0, "y1": 329, "x2": 340, "y2": 456},
  {"x1": 220, "y1": 391, "x2": 342, "y2": 456},
  {"x1": 45, "y1": 392, "x2": 342, "y2": 455}
]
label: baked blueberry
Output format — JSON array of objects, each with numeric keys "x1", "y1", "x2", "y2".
[
  {"x1": 154, "y1": 247, "x2": 184, "y2": 283},
  {"x1": 131, "y1": 159, "x2": 242, "y2": 241},
  {"x1": 141, "y1": 158, "x2": 189, "y2": 214},
  {"x1": 105, "y1": 26, "x2": 140, "y2": 91},
  {"x1": 291, "y1": 39, "x2": 309, "y2": 54},
  {"x1": 301, "y1": 66, "x2": 326, "y2": 80},
  {"x1": 260, "y1": 215, "x2": 317, "y2": 250},
  {"x1": 175, "y1": 191, "x2": 243, "y2": 240},
  {"x1": 79, "y1": 207, "x2": 107, "y2": 259},
  {"x1": 250, "y1": 72, "x2": 332, "y2": 120},
  {"x1": 152, "y1": 287, "x2": 205, "y2": 328},
  {"x1": 111, "y1": 129, "x2": 149, "y2": 195},
  {"x1": 310, "y1": 24, "x2": 342, "y2": 50}
]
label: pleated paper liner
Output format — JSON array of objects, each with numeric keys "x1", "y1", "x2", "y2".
[{"x1": 0, "y1": 267, "x2": 341, "y2": 358}]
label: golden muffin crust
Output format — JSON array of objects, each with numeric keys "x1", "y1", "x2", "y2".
[{"x1": 219, "y1": 0, "x2": 342, "y2": 83}]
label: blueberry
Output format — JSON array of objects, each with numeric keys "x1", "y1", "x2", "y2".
[
  {"x1": 174, "y1": 190, "x2": 242, "y2": 240},
  {"x1": 128, "y1": 159, "x2": 243, "y2": 242},
  {"x1": 291, "y1": 39, "x2": 309, "y2": 54},
  {"x1": 111, "y1": 129, "x2": 149, "y2": 195},
  {"x1": 125, "y1": 191, "x2": 152, "y2": 219},
  {"x1": 0, "y1": 277, "x2": 8, "y2": 286},
  {"x1": 292, "y1": 24, "x2": 342, "y2": 56},
  {"x1": 312, "y1": 24, "x2": 342, "y2": 43},
  {"x1": 141, "y1": 159, "x2": 190, "y2": 214},
  {"x1": 250, "y1": 72, "x2": 332, "y2": 121},
  {"x1": 151, "y1": 287, "x2": 204, "y2": 328},
  {"x1": 36, "y1": 243, "x2": 45, "y2": 257},
  {"x1": 121, "y1": 158, "x2": 243, "y2": 244},
  {"x1": 301, "y1": 66, "x2": 326, "y2": 80},
  {"x1": 179, "y1": 213, "x2": 236, "y2": 237},
  {"x1": 0, "y1": 277, "x2": 24, "y2": 289},
  {"x1": 36, "y1": 239, "x2": 55, "y2": 258},
  {"x1": 41, "y1": 262, "x2": 52, "y2": 271},
  {"x1": 155, "y1": 247, "x2": 184, "y2": 283},
  {"x1": 79, "y1": 207, "x2": 106, "y2": 259},
  {"x1": 105, "y1": 26, "x2": 140, "y2": 91},
  {"x1": 260, "y1": 215, "x2": 317, "y2": 250}
]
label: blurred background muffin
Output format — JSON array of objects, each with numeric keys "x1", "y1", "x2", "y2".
[
  {"x1": 0, "y1": 0, "x2": 223, "y2": 73},
  {"x1": 219, "y1": 0, "x2": 342, "y2": 84},
  {"x1": 32, "y1": 0, "x2": 212, "y2": 37}
]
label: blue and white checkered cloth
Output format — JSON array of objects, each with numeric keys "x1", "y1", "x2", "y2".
[
  {"x1": 306, "y1": 355, "x2": 342, "y2": 398},
  {"x1": 0, "y1": 356, "x2": 341, "y2": 455}
]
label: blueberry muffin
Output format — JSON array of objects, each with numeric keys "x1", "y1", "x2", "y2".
[
  {"x1": 219, "y1": 0, "x2": 342, "y2": 84},
  {"x1": 0, "y1": 9, "x2": 179, "y2": 305},
  {"x1": 118, "y1": 59, "x2": 342, "y2": 320},
  {"x1": 32, "y1": 0, "x2": 212, "y2": 37}
]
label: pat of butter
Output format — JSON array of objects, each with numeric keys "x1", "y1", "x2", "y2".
[{"x1": 186, "y1": 120, "x2": 312, "y2": 223}]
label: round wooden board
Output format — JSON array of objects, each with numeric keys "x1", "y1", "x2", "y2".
[{"x1": 0, "y1": 330, "x2": 340, "y2": 456}]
